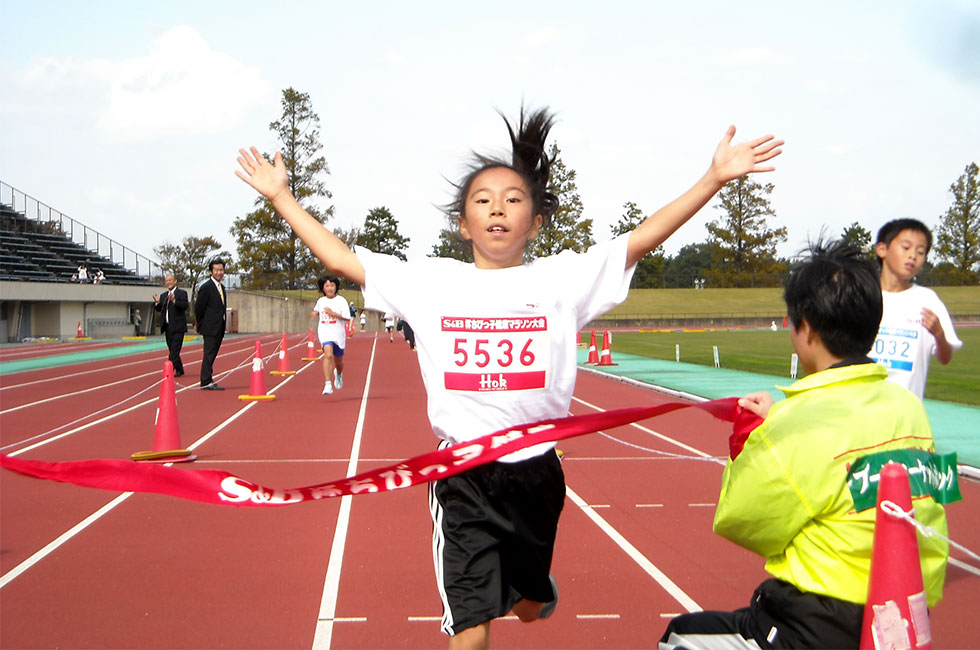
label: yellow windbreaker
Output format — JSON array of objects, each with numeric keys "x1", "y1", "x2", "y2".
[{"x1": 713, "y1": 363, "x2": 948, "y2": 606}]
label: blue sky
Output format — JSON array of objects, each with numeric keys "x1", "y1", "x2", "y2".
[{"x1": 2, "y1": 1, "x2": 978, "y2": 267}]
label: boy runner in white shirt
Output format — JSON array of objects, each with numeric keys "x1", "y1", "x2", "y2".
[{"x1": 871, "y1": 218, "x2": 963, "y2": 398}]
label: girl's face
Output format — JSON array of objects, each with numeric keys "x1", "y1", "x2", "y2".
[
  {"x1": 322, "y1": 280, "x2": 337, "y2": 297},
  {"x1": 458, "y1": 167, "x2": 542, "y2": 269}
]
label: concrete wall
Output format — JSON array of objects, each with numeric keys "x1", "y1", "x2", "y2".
[{"x1": 226, "y1": 290, "x2": 382, "y2": 333}]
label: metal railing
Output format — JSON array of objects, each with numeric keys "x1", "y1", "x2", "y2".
[{"x1": 1, "y1": 180, "x2": 161, "y2": 280}]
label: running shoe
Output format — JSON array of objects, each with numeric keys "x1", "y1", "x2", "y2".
[
  {"x1": 334, "y1": 370, "x2": 343, "y2": 390},
  {"x1": 322, "y1": 381, "x2": 333, "y2": 395}
]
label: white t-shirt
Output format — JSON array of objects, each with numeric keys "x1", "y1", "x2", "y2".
[
  {"x1": 870, "y1": 284, "x2": 963, "y2": 398},
  {"x1": 358, "y1": 235, "x2": 635, "y2": 462},
  {"x1": 314, "y1": 295, "x2": 350, "y2": 348},
  {"x1": 384, "y1": 313, "x2": 396, "y2": 329}
]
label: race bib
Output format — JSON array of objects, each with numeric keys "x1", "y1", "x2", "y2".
[
  {"x1": 871, "y1": 326, "x2": 917, "y2": 372},
  {"x1": 440, "y1": 316, "x2": 550, "y2": 392}
]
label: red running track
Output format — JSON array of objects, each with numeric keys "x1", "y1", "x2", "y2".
[{"x1": 1, "y1": 333, "x2": 978, "y2": 648}]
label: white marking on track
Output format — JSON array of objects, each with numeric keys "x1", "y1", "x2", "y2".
[{"x1": 312, "y1": 336, "x2": 378, "y2": 650}]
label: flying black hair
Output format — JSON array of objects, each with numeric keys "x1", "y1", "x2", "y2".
[{"x1": 444, "y1": 106, "x2": 560, "y2": 228}]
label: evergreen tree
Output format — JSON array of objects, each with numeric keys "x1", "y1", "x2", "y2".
[
  {"x1": 610, "y1": 201, "x2": 667, "y2": 288},
  {"x1": 231, "y1": 87, "x2": 333, "y2": 290},
  {"x1": 840, "y1": 221, "x2": 873, "y2": 257},
  {"x1": 430, "y1": 227, "x2": 474, "y2": 262},
  {"x1": 356, "y1": 206, "x2": 410, "y2": 261},
  {"x1": 153, "y1": 235, "x2": 232, "y2": 298},
  {"x1": 706, "y1": 175, "x2": 786, "y2": 286},
  {"x1": 935, "y1": 162, "x2": 980, "y2": 284},
  {"x1": 526, "y1": 143, "x2": 594, "y2": 260},
  {"x1": 663, "y1": 242, "x2": 714, "y2": 288}
]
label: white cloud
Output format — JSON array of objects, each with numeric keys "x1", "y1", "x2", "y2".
[{"x1": 98, "y1": 26, "x2": 271, "y2": 142}]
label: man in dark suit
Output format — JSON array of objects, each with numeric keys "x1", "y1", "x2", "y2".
[
  {"x1": 195, "y1": 258, "x2": 227, "y2": 390},
  {"x1": 153, "y1": 274, "x2": 188, "y2": 376}
]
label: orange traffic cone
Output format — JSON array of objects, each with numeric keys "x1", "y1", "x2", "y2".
[
  {"x1": 270, "y1": 333, "x2": 296, "y2": 376},
  {"x1": 239, "y1": 340, "x2": 276, "y2": 401},
  {"x1": 302, "y1": 329, "x2": 320, "y2": 361},
  {"x1": 860, "y1": 462, "x2": 932, "y2": 650},
  {"x1": 586, "y1": 330, "x2": 599, "y2": 364},
  {"x1": 76, "y1": 321, "x2": 83, "y2": 337},
  {"x1": 782, "y1": 315, "x2": 788, "y2": 328},
  {"x1": 597, "y1": 330, "x2": 618, "y2": 366},
  {"x1": 132, "y1": 361, "x2": 195, "y2": 462}
]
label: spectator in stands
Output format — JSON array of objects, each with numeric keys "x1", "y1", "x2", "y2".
[
  {"x1": 153, "y1": 274, "x2": 188, "y2": 377},
  {"x1": 76, "y1": 261, "x2": 88, "y2": 283},
  {"x1": 93, "y1": 268, "x2": 105, "y2": 284},
  {"x1": 195, "y1": 257, "x2": 228, "y2": 390}
]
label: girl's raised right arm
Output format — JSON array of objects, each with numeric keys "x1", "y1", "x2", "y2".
[{"x1": 236, "y1": 147, "x2": 365, "y2": 286}]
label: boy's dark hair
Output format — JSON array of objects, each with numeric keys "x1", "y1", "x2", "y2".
[
  {"x1": 317, "y1": 275, "x2": 341, "y2": 294},
  {"x1": 875, "y1": 218, "x2": 933, "y2": 266},
  {"x1": 784, "y1": 238, "x2": 882, "y2": 358},
  {"x1": 445, "y1": 106, "x2": 559, "y2": 229},
  {"x1": 209, "y1": 257, "x2": 225, "y2": 272}
]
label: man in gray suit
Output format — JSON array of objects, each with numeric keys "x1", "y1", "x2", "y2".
[{"x1": 153, "y1": 274, "x2": 189, "y2": 377}]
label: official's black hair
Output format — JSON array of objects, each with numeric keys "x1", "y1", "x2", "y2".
[
  {"x1": 209, "y1": 257, "x2": 225, "y2": 272},
  {"x1": 783, "y1": 238, "x2": 882, "y2": 358},
  {"x1": 445, "y1": 106, "x2": 559, "y2": 229}
]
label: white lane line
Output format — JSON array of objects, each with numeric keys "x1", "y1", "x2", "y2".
[
  {"x1": 576, "y1": 614, "x2": 621, "y2": 620},
  {"x1": 567, "y1": 394, "x2": 708, "y2": 613},
  {"x1": 0, "y1": 335, "x2": 300, "y2": 414},
  {"x1": 2, "y1": 338, "x2": 294, "y2": 454},
  {"x1": 565, "y1": 484, "x2": 701, "y2": 613},
  {"x1": 571, "y1": 396, "x2": 716, "y2": 460},
  {"x1": 0, "y1": 492, "x2": 134, "y2": 589},
  {"x1": 312, "y1": 335, "x2": 378, "y2": 650},
  {"x1": 689, "y1": 503, "x2": 716, "y2": 507},
  {"x1": 636, "y1": 503, "x2": 664, "y2": 508},
  {"x1": 0, "y1": 363, "x2": 313, "y2": 590}
]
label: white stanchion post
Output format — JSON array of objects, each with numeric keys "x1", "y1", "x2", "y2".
[
  {"x1": 713, "y1": 345, "x2": 720, "y2": 368},
  {"x1": 675, "y1": 344, "x2": 680, "y2": 362},
  {"x1": 790, "y1": 353, "x2": 799, "y2": 379}
]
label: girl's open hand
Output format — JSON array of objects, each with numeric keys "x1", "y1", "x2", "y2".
[
  {"x1": 236, "y1": 147, "x2": 289, "y2": 202},
  {"x1": 710, "y1": 126, "x2": 783, "y2": 185}
]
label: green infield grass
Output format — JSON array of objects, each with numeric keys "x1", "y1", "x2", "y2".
[{"x1": 609, "y1": 327, "x2": 980, "y2": 406}]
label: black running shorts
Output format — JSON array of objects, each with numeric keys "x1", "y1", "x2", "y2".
[{"x1": 429, "y1": 449, "x2": 565, "y2": 636}]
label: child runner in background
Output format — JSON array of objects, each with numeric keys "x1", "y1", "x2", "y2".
[
  {"x1": 237, "y1": 107, "x2": 781, "y2": 649},
  {"x1": 384, "y1": 312, "x2": 396, "y2": 341},
  {"x1": 359, "y1": 310, "x2": 367, "y2": 332},
  {"x1": 312, "y1": 274, "x2": 350, "y2": 395},
  {"x1": 659, "y1": 239, "x2": 948, "y2": 650},
  {"x1": 870, "y1": 218, "x2": 962, "y2": 398}
]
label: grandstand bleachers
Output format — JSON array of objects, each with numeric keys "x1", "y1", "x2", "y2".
[{"x1": 0, "y1": 203, "x2": 154, "y2": 286}]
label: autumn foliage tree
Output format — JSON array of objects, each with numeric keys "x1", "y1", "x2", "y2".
[{"x1": 153, "y1": 235, "x2": 232, "y2": 298}]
